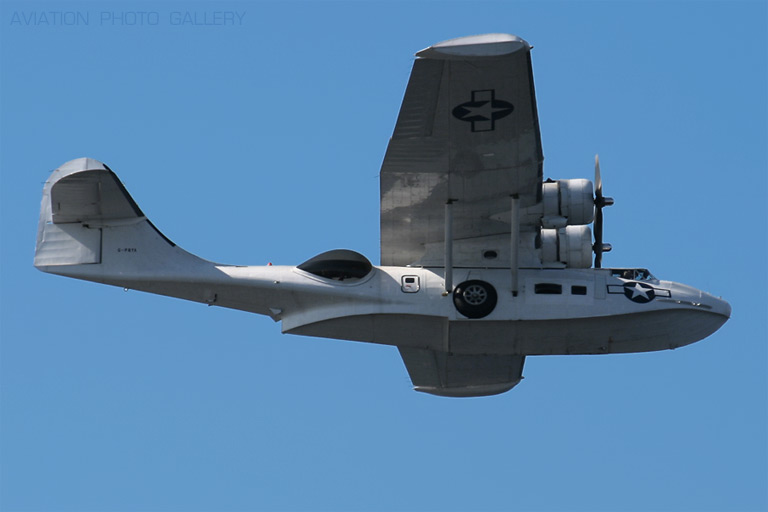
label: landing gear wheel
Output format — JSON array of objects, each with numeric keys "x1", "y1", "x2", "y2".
[{"x1": 453, "y1": 280, "x2": 497, "y2": 319}]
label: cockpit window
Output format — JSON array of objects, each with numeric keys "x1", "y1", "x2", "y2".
[{"x1": 611, "y1": 268, "x2": 656, "y2": 281}]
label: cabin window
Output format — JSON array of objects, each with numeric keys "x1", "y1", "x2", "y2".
[
  {"x1": 401, "y1": 275, "x2": 420, "y2": 293},
  {"x1": 571, "y1": 285, "x2": 587, "y2": 295},
  {"x1": 534, "y1": 283, "x2": 562, "y2": 294}
]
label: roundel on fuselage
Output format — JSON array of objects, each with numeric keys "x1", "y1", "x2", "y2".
[{"x1": 623, "y1": 281, "x2": 655, "y2": 303}]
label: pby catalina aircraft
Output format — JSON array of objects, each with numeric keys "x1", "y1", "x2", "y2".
[{"x1": 35, "y1": 34, "x2": 730, "y2": 397}]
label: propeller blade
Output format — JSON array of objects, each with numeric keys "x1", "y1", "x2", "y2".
[
  {"x1": 593, "y1": 154, "x2": 613, "y2": 268},
  {"x1": 594, "y1": 205, "x2": 603, "y2": 268},
  {"x1": 595, "y1": 154, "x2": 602, "y2": 197}
]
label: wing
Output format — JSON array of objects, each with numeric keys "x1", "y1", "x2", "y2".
[
  {"x1": 399, "y1": 347, "x2": 525, "y2": 397},
  {"x1": 380, "y1": 34, "x2": 543, "y2": 267}
]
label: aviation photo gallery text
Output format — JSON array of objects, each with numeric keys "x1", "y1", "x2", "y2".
[{"x1": 8, "y1": 10, "x2": 246, "y2": 26}]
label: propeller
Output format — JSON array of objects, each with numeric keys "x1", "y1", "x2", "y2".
[{"x1": 593, "y1": 154, "x2": 614, "y2": 268}]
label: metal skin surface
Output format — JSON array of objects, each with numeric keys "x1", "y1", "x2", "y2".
[
  {"x1": 34, "y1": 34, "x2": 732, "y2": 397},
  {"x1": 34, "y1": 158, "x2": 730, "y2": 354}
]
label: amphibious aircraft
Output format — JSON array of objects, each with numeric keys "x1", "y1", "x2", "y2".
[{"x1": 35, "y1": 34, "x2": 730, "y2": 397}]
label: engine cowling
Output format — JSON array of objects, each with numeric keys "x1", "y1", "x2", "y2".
[
  {"x1": 541, "y1": 179, "x2": 594, "y2": 228},
  {"x1": 540, "y1": 225, "x2": 593, "y2": 268}
]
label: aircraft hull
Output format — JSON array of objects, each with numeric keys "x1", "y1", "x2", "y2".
[{"x1": 286, "y1": 308, "x2": 729, "y2": 355}]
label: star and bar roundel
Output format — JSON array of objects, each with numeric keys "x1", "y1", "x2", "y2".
[
  {"x1": 452, "y1": 90, "x2": 514, "y2": 132},
  {"x1": 607, "y1": 282, "x2": 671, "y2": 304}
]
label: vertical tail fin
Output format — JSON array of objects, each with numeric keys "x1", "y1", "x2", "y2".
[
  {"x1": 35, "y1": 158, "x2": 145, "y2": 267},
  {"x1": 35, "y1": 158, "x2": 217, "y2": 296}
]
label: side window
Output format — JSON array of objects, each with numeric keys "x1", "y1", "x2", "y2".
[
  {"x1": 401, "y1": 275, "x2": 420, "y2": 293},
  {"x1": 535, "y1": 283, "x2": 562, "y2": 294},
  {"x1": 571, "y1": 285, "x2": 587, "y2": 295}
]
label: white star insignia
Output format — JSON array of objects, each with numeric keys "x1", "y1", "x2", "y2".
[{"x1": 629, "y1": 283, "x2": 650, "y2": 300}]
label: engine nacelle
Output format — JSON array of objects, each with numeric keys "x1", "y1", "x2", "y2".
[
  {"x1": 541, "y1": 225, "x2": 593, "y2": 268},
  {"x1": 541, "y1": 179, "x2": 594, "y2": 228}
]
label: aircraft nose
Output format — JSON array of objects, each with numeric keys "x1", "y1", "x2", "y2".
[
  {"x1": 710, "y1": 295, "x2": 731, "y2": 319},
  {"x1": 696, "y1": 288, "x2": 731, "y2": 319}
]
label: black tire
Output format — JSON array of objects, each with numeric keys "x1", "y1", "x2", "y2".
[{"x1": 453, "y1": 280, "x2": 497, "y2": 319}]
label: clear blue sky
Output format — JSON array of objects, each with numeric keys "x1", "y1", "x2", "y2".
[{"x1": 1, "y1": 1, "x2": 766, "y2": 511}]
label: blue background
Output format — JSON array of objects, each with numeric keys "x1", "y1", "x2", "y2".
[{"x1": 1, "y1": 1, "x2": 766, "y2": 511}]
